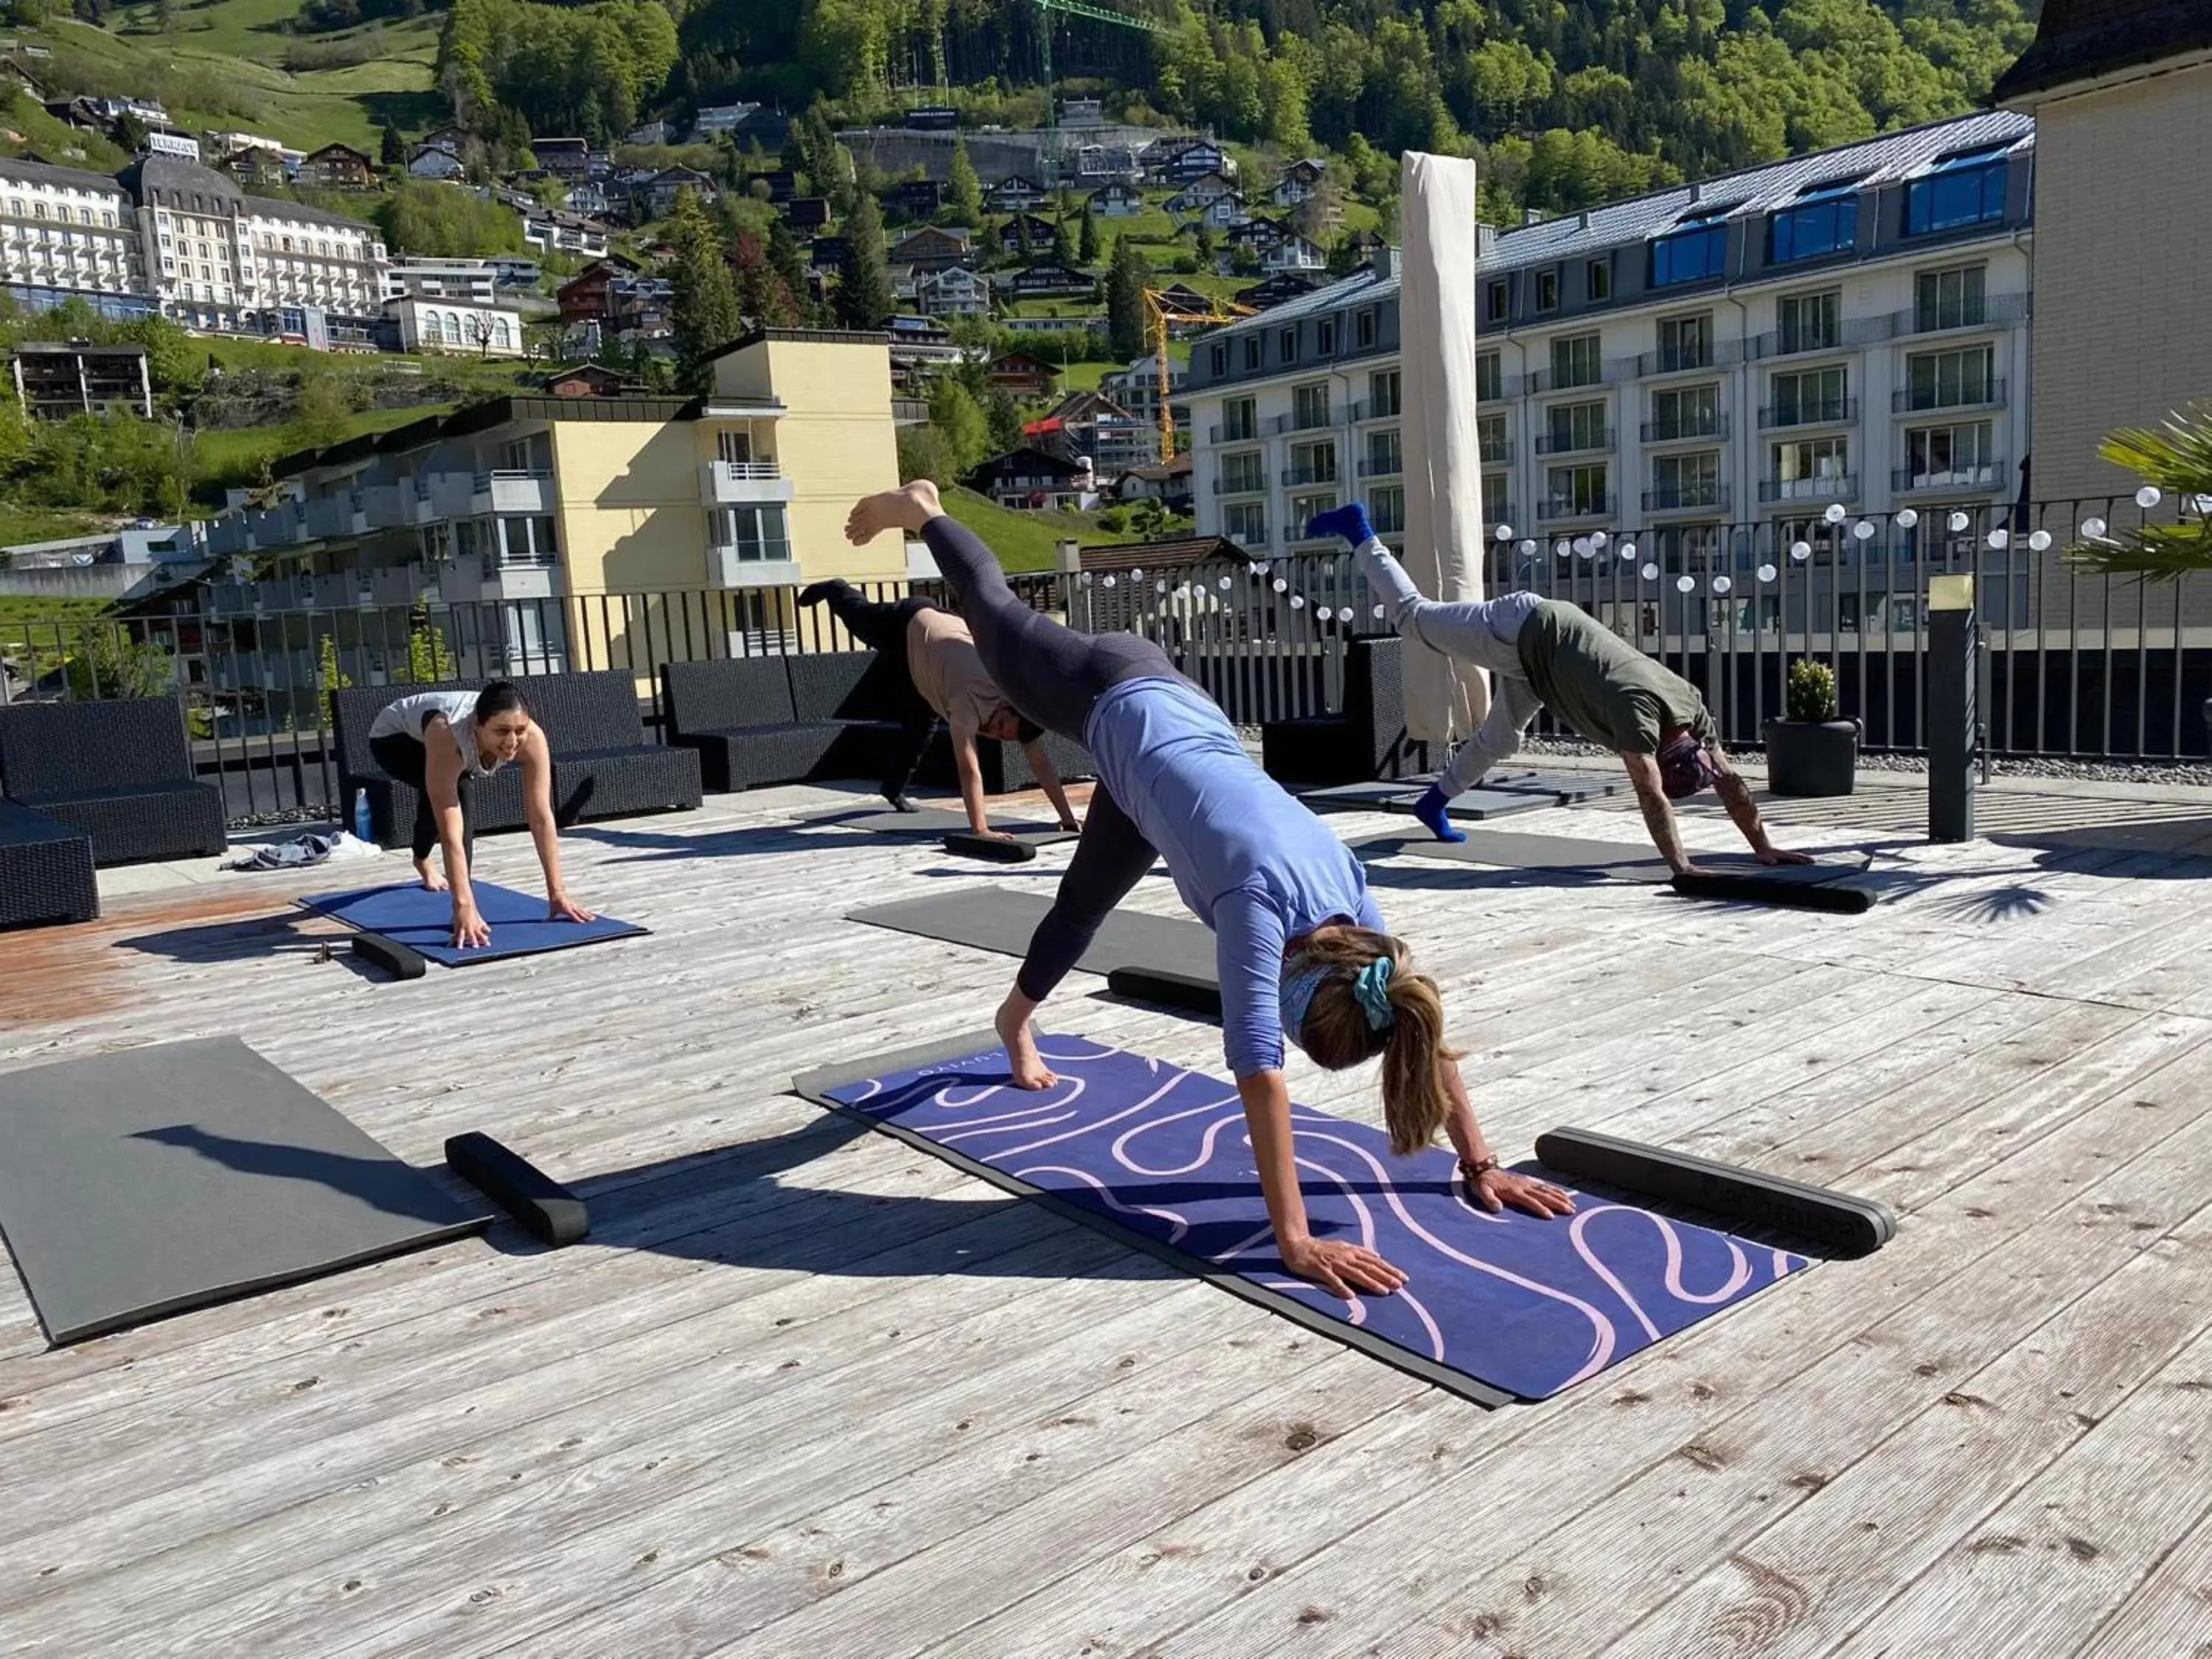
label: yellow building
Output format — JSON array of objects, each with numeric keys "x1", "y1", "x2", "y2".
[
  {"x1": 203, "y1": 328, "x2": 905, "y2": 687},
  {"x1": 1994, "y1": 1, "x2": 2212, "y2": 501}
]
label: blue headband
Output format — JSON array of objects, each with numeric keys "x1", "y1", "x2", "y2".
[{"x1": 1354, "y1": 957, "x2": 1396, "y2": 1032}]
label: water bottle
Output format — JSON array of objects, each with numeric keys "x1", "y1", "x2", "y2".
[{"x1": 352, "y1": 787, "x2": 372, "y2": 844}]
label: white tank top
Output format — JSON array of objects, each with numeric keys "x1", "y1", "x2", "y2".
[{"x1": 368, "y1": 689, "x2": 498, "y2": 776}]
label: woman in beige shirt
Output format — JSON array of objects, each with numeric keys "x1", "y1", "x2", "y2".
[{"x1": 800, "y1": 580, "x2": 1082, "y2": 839}]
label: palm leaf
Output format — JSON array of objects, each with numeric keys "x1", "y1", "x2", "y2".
[{"x1": 2064, "y1": 403, "x2": 2212, "y2": 581}]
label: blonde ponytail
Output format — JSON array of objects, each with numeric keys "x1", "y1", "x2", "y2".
[{"x1": 1293, "y1": 926, "x2": 1461, "y2": 1155}]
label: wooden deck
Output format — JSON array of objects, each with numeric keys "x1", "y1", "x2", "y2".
[{"x1": 3, "y1": 777, "x2": 2211, "y2": 1659}]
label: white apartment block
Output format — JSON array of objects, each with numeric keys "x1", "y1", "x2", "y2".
[
  {"x1": 1187, "y1": 112, "x2": 2037, "y2": 577},
  {"x1": 385, "y1": 256, "x2": 501, "y2": 306},
  {"x1": 0, "y1": 159, "x2": 150, "y2": 316}
]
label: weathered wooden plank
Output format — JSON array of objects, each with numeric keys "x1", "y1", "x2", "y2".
[{"x1": 2069, "y1": 1496, "x2": 2212, "y2": 1659}]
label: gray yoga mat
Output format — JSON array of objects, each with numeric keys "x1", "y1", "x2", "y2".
[
  {"x1": 1382, "y1": 829, "x2": 1871, "y2": 886},
  {"x1": 849, "y1": 886, "x2": 1220, "y2": 984},
  {"x1": 821, "y1": 805, "x2": 1076, "y2": 844},
  {"x1": 0, "y1": 1037, "x2": 489, "y2": 1346}
]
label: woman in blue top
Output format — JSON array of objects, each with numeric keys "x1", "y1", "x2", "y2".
[{"x1": 846, "y1": 481, "x2": 1573, "y2": 1299}]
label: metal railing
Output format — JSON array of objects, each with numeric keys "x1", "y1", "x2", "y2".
[
  {"x1": 1281, "y1": 465, "x2": 1338, "y2": 487},
  {"x1": 1536, "y1": 495, "x2": 1614, "y2": 522},
  {"x1": 1536, "y1": 428, "x2": 1615, "y2": 456},
  {"x1": 1759, "y1": 397, "x2": 1860, "y2": 428},
  {"x1": 1644, "y1": 484, "x2": 1732, "y2": 514},
  {"x1": 1891, "y1": 462, "x2": 2008, "y2": 493},
  {"x1": 1759, "y1": 473, "x2": 1860, "y2": 503},
  {"x1": 5, "y1": 493, "x2": 2208, "y2": 826},
  {"x1": 1643, "y1": 413, "x2": 1731, "y2": 444},
  {"x1": 1893, "y1": 379, "x2": 2008, "y2": 414}
]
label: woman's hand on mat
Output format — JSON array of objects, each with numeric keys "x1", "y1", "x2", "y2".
[
  {"x1": 1281, "y1": 1234, "x2": 1407, "y2": 1299},
  {"x1": 1057, "y1": 815, "x2": 1082, "y2": 833},
  {"x1": 548, "y1": 891, "x2": 597, "y2": 925},
  {"x1": 974, "y1": 827, "x2": 1020, "y2": 843},
  {"x1": 1470, "y1": 1167, "x2": 1576, "y2": 1219},
  {"x1": 1757, "y1": 847, "x2": 1817, "y2": 866},
  {"x1": 451, "y1": 905, "x2": 493, "y2": 950}
]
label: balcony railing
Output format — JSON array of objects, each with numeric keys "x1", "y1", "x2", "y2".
[
  {"x1": 472, "y1": 469, "x2": 555, "y2": 515},
  {"x1": 1636, "y1": 338, "x2": 1745, "y2": 376},
  {"x1": 1357, "y1": 457, "x2": 1402, "y2": 479},
  {"x1": 1209, "y1": 423, "x2": 1259, "y2": 444},
  {"x1": 1348, "y1": 400, "x2": 1401, "y2": 423},
  {"x1": 1758, "y1": 473, "x2": 1860, "y2": 503},
  {"x1": 1642, "y1": 413, "x2": 1730, "y2": 443},
  {"x1": 1212, "y1": 476, "x2": 1267, "y2": 496},
  {"x1": 1891, "y1": 291, "x2": 2028, "y2": 338},
  {"x1": 1267, "y1": 407, "x2": 1335, "y2": 434},
  {"x1": 1281, "y1": 465, "x2": 1338, "y2": 487},
  {"x1": 1751, "y1": 312, "x2": 1899, "y2": 358},
  {"x1": 1759, "y1": 397, "x2": 1860, "y2": 429},
  {"x1": 1535, "y1": 428, "x2": 1614, "y2": 457},
  {"x1": 1644, "y1": 483, "x2": 1732, "y2": 513},
  {"x1": 1893, "y1": 378, "x2": 2008, "y2": 414},
  {"x1": 1891, "y1": 462, "x2": 2008, "y2": 493},
  {"x1": 700, "y1": 459, "x2": 796, "y2": 507},
  {"x1": 1535, "y1": 495, "x2": 1612, "y2": 522},
  {"x1": 1478, "y1": 437, "x2": 1514, "y2": 465}
]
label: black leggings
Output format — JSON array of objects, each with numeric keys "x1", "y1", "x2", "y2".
[
  {"x1": 816, "y1": 583, "x2": 941, "y2": 799},
  {"x1": 368, "y1": 731, "x2": 473, "y2": 865},
  {"x1": 919, "y1": 514, "x2": 1177, "y2": 1005}
]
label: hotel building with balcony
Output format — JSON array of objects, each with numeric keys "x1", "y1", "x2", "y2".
[
  {"x1": 198, "y1": 329, "x2": 901, "y2": 697},
  {"x1": 1186, "y1": 111, "x2": 2037, "y2": 591}
]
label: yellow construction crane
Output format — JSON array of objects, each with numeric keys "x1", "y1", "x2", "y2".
[{"x1": 1143, "y1": 287, "x2": 1257, "y2": 464}]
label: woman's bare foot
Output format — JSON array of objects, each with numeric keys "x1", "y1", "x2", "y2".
[
  {"x1": 844, "y1": 479, "x2": 943, "y2": 546},
  {"x1": 995, "y1": 994, "x2": 1057, "y2": 1090},
  {"x1": 414, "y1": 855, "x2": 449, "y2": 893}
]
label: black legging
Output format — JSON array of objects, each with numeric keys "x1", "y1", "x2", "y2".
[
  {"x1": 919, "y1": 514, "x2": 1178, "y2": 1005},
  {"x1": 815, "y1": 583, "x2": 943, "y2": 801},
  {"x1": 368, "y1": 731, "x2": 474, "y2": 865}
]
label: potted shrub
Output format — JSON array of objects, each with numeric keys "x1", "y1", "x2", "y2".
[{"x1": 1764, "y1": 658, "x2": 1859, "y2": 797}]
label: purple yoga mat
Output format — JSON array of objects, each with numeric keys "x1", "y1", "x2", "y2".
[{"x1": 813, "y1": 1035, "x2": 1809, "y2": 1402}]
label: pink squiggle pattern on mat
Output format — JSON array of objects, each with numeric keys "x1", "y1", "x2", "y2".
[
  {"x1": 1113, "y1": 1102, "x2": 1248, "y2": 1175},
  {"x1": 1570, "y1": 1206, "x2": 1753, "y2": 1308},
  {"x1": 992, "y1": 1074, "x2": 1186, "y2": 1159},
  {"x1": 1018, "y1": 1163, "x2": 1192, "y2": 1245},
  {"x1": 1260, "y1": 1279, "x2": 1366, "y2": 1329},
  {"x1": 1297, "y1": 1127, "x2": 1619, "y2": 1388}
]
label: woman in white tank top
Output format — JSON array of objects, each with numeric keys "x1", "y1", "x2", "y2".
[{"x1": 364, "y1": 681, "x2": 594, "y2": 949}]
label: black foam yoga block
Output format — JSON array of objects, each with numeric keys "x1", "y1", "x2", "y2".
[
  {"x1": 445, "y1": 1132, "x2": 590, "y2": 1247},
  {"x1": 944, "y1": 832, "x2": 1038, "y2": 863},
  {"x1": 1107, "y1": 965, "x2": 1224, "y2": 1017},
  {"x1": 1670, "y1": 870, "x2": 1874, "y2": 914},
  {"x1": 351, "y1": 933, "x2": 428, "y2": 979}
]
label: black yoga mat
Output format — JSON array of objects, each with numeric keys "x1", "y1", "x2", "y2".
[
  {"x1": 1388, "y1": 829, "x2": 1871, "y2": 887},
  {"x1": 848, "y1": 886, "x2": 1220, "y2": 985},
  {"x1": 0, "y1": 1037, "x2": 488, "y2": 1345}
]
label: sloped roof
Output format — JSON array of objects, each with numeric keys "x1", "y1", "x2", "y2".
[
  {"x1": 1992, "y1": 0, "x2": 2212, "y2": 102},
  {"x1": 1212, "y1": 108, "x2": 2034, "y2": 342}
]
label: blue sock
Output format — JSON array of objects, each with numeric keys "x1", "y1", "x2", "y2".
[
  {"x1": 1412, "y1": 782, "x2": 1466, "y2": 843},
  {"x1": 1306, "y1": 503, "x2": 1374, "y2": 547}
]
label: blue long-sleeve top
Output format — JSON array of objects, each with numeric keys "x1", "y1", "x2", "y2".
[{"x1": 1084, "y1": 675, "x2": 1385, "y2": 1078}]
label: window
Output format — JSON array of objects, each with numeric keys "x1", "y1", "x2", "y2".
[
  {"x1": 1915, "y1": 263, "x2": 1987, "y2": 332},
  {"x1": 1484, "y1": 279, "x2": 1508, "y2": 324},
  {"x1": 1482, "y1": 472, "x2": 1511, "y2": 517},
  {"x1": 1369, "y1": 485, "x2": 1406, "y2": 536},
  {"x1": 1280, "y1": 327, "x2": 1298, "y2": 364},
  {"x1": 1658, "y1": 313, "x2": 1712, "y2": 372},
  {"x1": 1355, "y1": 307, "x2": 1377, "y2": 350},
  {"x1": 1906, "y1": 147, "x2": 2008, "y2": 237},
  {"x1": 1650, "y1": 451, "x2": 1722, "y2": 509},
  {"x1": 1477, "y1": 412, "x2": 1509, "y2": 463},
  {"x1": 1365, "y1": 428, "x2": 1402, "y2": 478},
  {"x1": 1221, "y1": 397, "x2": 1256, "y2": 442},
  {"x1": 1209, "y1": 344, "x2": 1226, "y2": 378},
  {"x1": 1317, "y1": 319, "x2": 1336, "y2": 355},
  {"x1": 1290, "y1": 490, "x2": 1338, "y2": 532},
  {"x1": 1551, "y1": 333, "x2": 1601, "y2": 389},
  {"x1": 1905, "y1": 420, "x2": 1997, "y2": 488},
  {"x1": 1769, "y1": 185, "x2": 1857, "y2": 264},
  {"x1": 1242, "y1": 336, "x2": 1261, "y2": 372},
  {"x1": 1776, "y1": 289, "x2": 1840, "y2": 355},
  {"x1": 1223, "y1": 501, "x2": 1267, "y2": 548},
  {"x1": 1288, "y1": 439, "x2": 1336, "y2": 485},
  {"x1": 1476, "y1": 352, "x2": 1502, "y2": 403},
  {"x1": 1768, "y1": 366, "x2": 1848, "y2": 427},
  {"x1": 1587, "y1": 258, "x2": 1611, "y2": 302},
  {"x1": 1292, "y1": 381, "x2": 1330, "y2": 430},
  {"x1": 1544, "y1": 400, "x2": 1609, "y2": 454},
  {"x1": 714, "y1": 504, "x2": 790, "y2": 561},
  {"x1": 1535, "y1": 268, "x2": 1559, "y2": 312},
  {"x1": 1769, "y1": 435, "x2": 1851, "y2": 498},
  {"x1": 1905, "y1": 346, "x2": 1996, "y2": 412},
  {"x1": 1545, "y1": 463, "x2": 1607, "y2": 517},
  {"x1": 1220, "y1": 450, "x2": 1265, "y2": 493},
  {"x1": 1368, "y1": 369, "x2": 1400, "y2": 419},
  {"x1": 1649, "y1": 383, "x2": 1719, "y2": 441},
  {"x1": 1650, "y1": 222, "x2": 1726, "y2": 286}
]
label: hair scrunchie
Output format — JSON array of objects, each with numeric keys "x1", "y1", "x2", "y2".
[{"x1": 1352, "y1": 956, "x2": 1396, "y2": 1032}]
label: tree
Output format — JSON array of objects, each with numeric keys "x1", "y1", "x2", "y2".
[
  {"x1": 125, "y1": 315, "x2": 204, "y2": 399},
  {"x1": 293, "y1": 367, "x2": 352, "y2": 448},
  {"x1": 928, "y1": 378, "x2": 990, "y2": 476},
  {"x1": 65, "y1": 622, "x2": 173, "y2": 703},
  {"x1": 375, "y1": 181, "x2": 524, "y2": 257},
  {"x1": 766, "y1": 218, "x2": 810, "y2": 310},
  {"x1": 896, "y1": 421, "x2": 956, "y2": 486},
  {"x1": 733, "y1": 230, "x2": 800, "y2": 327},
  {"x1": 986, "y1": 388, "x2": 1024, "y2": 455},
  {"x1": 666, "y1": 187, "x2": 742, "y2": 380},
  {"x1": 1105, "y1": 236, "x2": 1150, "y2": 362},
  {"x1": 2065, "y1": 404, "x2": 2212, "y2": 580},
  {"x1": 1078, "y1": 202, "x2": 1099, "y2": 265},
  {"x1": 405, "y1": 598, "x2": 457, "y2": 683},
  {"x1": 835, "y1": 191, "x2": 894, "y2": 329},
  {"x1": 947, "y1": 137, "x2": 983, "y2": 226},
  {"x1": 380, "y1": 121, "x2": 406, "y2": 167},
  {"x1": 1051, "y1": 214, "x2": 1076, "y2": 268},
  {"x1": 317, "y1": 633, "x2": 352, "y2": 729}
]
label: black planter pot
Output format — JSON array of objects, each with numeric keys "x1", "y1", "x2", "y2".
[{"x1": 1764, "y1": 717, "x2": 1860, "y2": 797}]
